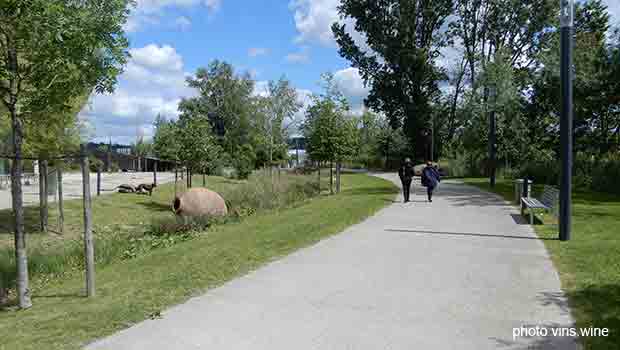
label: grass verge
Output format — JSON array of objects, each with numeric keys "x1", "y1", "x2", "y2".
[
  {"x1": 0, "y1": 173, "x2": 397, "y2": 350},
  {"x1": 464, "y1": 178, "x2": 620, "y2": 350}
]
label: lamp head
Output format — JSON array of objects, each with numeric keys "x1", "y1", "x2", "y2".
[{"x1": 560, "y1": 0, "x2": 574, "y2": 28}]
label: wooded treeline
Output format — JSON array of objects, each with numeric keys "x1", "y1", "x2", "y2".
[{"x1": 331, "y1": 0, "x2": 620, "y2": 185}]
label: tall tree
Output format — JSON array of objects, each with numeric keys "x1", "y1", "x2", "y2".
[
  {"x1": 332, "y1": 0, "x2": 453, "y2": 161},
  {"x1": 0, "y1": 0, "x2": 130, "y2": 308},
  {"x1": 179, "y1": 61, "x2": 256, "y2": 178}
]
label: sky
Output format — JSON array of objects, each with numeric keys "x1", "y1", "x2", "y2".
[{"x1": 82, "y1": 0, "x2": 620, "y2": 144}]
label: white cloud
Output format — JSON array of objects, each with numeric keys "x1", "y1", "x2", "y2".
[
  {"x1": 605, "y1": 0, "x2": 620, "y2": 24},
  {"x1": 174, "y1": 16, "x2": 192, "y2": 30},
  {"x1": 126, "y1": 0, "x2": 222, "y2": 32},
  {"x1": 248, "y1": 47, "x2": 270, "y2": 57},
  {"x1": 82, "y1": 44, "x2": 197, "y2": 144},
  {"x1": 289, "y1": 0, "x2": 339, "y2": 46},
  {"x1": 129, "y1": 44, "x2": 184, "y2": 72},
  {"x1": 333, "y1": 67, "x2": 369, "y2": 115},
  {"x1": 289, "y1": 0, "x2": 370, "y2": 52}
]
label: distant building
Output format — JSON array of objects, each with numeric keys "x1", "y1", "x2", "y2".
[
  {"x1": 287, "y1": 136, "x2": 307, "y2": 167},
  {"x1": 86, "y1": 142, "x2": 176, "y2": 172}
]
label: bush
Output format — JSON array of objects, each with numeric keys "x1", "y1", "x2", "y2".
[
  {"x1": 88, "y1": 156, "x2": 103, "y2": 172},
  {"x1": 590, "y1": 156, "x2": 620, "y2": 195}
]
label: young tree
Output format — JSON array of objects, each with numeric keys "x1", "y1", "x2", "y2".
[
  {"x1": 259, "y1": 77, "x2": 302, "y2": 170},
  {"x1": 176, "y1": 113, "x2": 222, "y2": 181},
  {"x1": 0, "y1": 0, "x2": 130, "y2": 308},
  {"x1": 303, "y1": 74, "x2": 357, "y2": 193},
  {"x1": 153, "y1": 114, "x2": 181, "y2": 162}
]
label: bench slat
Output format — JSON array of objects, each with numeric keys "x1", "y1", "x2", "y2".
[{"x1": 521, "y1": 197, "x2": 548, "y2": 209}]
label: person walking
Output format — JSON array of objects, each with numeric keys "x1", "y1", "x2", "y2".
[
  {"x1": 421, "y1": 160, "x2": 441, "y2": 202},
  {"x1": 398, "y1": 158, "x2": 415, "y2": 203}
]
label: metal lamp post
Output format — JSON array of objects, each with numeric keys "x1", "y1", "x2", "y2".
[
  {"x1": 560, "y1": 0, "x2": 574, "y2": 241},
  {"x1": 488, "y1": 86, "x2": 497, "y2": 188}
]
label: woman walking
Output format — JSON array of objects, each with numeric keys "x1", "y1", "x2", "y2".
[
  {"x1": 421, "y1": 161, "x2": 441, "y2": 202},
  {"x1": 398, "y1": 158, "x2": 415, "y2": 203}
]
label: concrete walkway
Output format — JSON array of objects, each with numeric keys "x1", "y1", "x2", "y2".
[{"x1": 87, "y1": 174, "x2": 577, "y2": 350}]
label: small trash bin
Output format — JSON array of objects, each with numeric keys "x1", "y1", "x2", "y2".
[{"x1": 514, "y1": 179, "x2": 533, "y2": 204}]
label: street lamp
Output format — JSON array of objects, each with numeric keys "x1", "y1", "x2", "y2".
[
  {"x1": 560, "y1": 0, "x2": 574, "y2": 241},
  {"x1": 488, "y1": 85, "x2": 497, "y2": 188}
]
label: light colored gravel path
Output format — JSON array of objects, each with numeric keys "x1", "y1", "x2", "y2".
[
  {"x1": 86, "y1": 173, "x2": 577, "y2": 350},
  {"x1": 0, "y1": 172, "x2": 176, "y2": 210}
]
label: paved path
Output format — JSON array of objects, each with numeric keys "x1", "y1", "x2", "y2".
[
  {"x1": 0, "y1": 172, "x2": 176, "y2": 210},
  {"x1": 87, "y1": 174, "x2": 577, "y2": 350}
]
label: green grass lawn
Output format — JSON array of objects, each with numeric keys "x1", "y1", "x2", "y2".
[
  {"x1": 0, "y1": 173, "x2": 397, "y2": 350},
  {"x1": 464, "y1": 178, "x2": 620, "y2": 350},
  {"x1": 0, "y1": 175, "x2": 244, "y2": 247}
]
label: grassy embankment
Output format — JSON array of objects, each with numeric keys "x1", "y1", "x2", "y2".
[{"x1": 0, "y1": 172, "x2": 397, "y2": 350}]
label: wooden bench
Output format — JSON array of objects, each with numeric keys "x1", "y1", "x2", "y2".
[{"x1": 521, "y1": 185, "x2": 559, "y2": 225}]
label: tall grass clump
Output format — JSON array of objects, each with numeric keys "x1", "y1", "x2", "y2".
[{"x1": 222, "y1": 170, "x2": 320, "y2": 216}]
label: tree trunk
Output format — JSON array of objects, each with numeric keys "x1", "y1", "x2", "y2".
[
  {"x1": 57, "y1": 166, "x2": 64, "y2": 234},
  {"x1": 329, "y1": 161, "x2": 334, "y2": 195},
  {"x1": 81, "y1": 146, "x2": 95, "y2": 297},
  {"x1": 174, "y1": 167, "x2": 178, "y2": 198},
  {"x1": 317, "y1": 163, "x2": 321, "y2": 192},
  {"x1": 202, "y1": 173, "x2": 206, "y2": 187},
  {"x1": 153, "y1": 161, "x2": 158, "y2": 186},
  {"x1": 10, "y1": 110, "x2": 31, "y2": 309},
  {"x1": 336, "y1": 162, "x2": 341, "y2": 193},
  {"x1": 0, "y1": 277, "x2": 7, "y2": 306},
  {"x1": 39, "y1": 159, "x2": 46, "y2": 232},
  {"x1": 186, "y1": 167, "x2": 190, "y2": 188}
]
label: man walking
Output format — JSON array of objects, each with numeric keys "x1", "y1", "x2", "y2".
[
  {"x1": 421, "y1": 160, "x2": 441, "y2": 202},
  {"x1": 398, "y1": 158, "x2": 415, "y2": 203}
]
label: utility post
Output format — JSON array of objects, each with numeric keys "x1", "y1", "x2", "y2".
[
  {"x1": 430, "y1": 116, "x2": 434, "y2": 162},
  {"x1": 489, "y1": 85, "x2": 497, "y2": 188},
  {"x1": 560, "y1": 0, "x2": 574, "y2": 241}
]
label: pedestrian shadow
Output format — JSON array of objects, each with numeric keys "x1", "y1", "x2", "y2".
[{"x1": 385, "y1": 229, "x2": 558, "y2": 241}]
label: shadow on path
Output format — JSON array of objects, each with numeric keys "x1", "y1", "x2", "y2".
[{"x1": 385, "y1": 229, "x2": 558, "y2": 241}]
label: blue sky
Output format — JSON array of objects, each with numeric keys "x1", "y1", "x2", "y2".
[
  {"x1": 83, "y1": 0, "x2": 370, "y2": 144},
  {"x1": 83, "y1": 0, "x2": 620, "y2": 144}
]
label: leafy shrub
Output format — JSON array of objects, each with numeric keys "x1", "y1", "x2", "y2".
[
  {"x1": 590, "y1": 156, "x2": 620, "y2": 195},
  {"x1": 89, "y1": 155, "x2": 104, "y2": 172}
]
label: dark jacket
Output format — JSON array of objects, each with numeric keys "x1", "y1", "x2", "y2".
[
  {"x1": 422, "y1": 166, "x2": 441, "y2": 188},
  {"x1": 398, "y1": 161, "x2": 415, "y2": 181}
]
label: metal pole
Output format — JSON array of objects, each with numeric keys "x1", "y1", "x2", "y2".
[
  {"x1": 96, "y1": 167, "x2": 101, "y2": 196},
  {"x1": 560, "y1": 0, "x2": 574, "y2": 241},
  {"x1": 430, "y1": 119, "x2": 434, "y2": 162},
  {"x1": 489, "y1": 86, "x2": 497, "y2": 188},
  {"x1": 153, "y1": 160, "x2": 157, "y2": 186}
]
